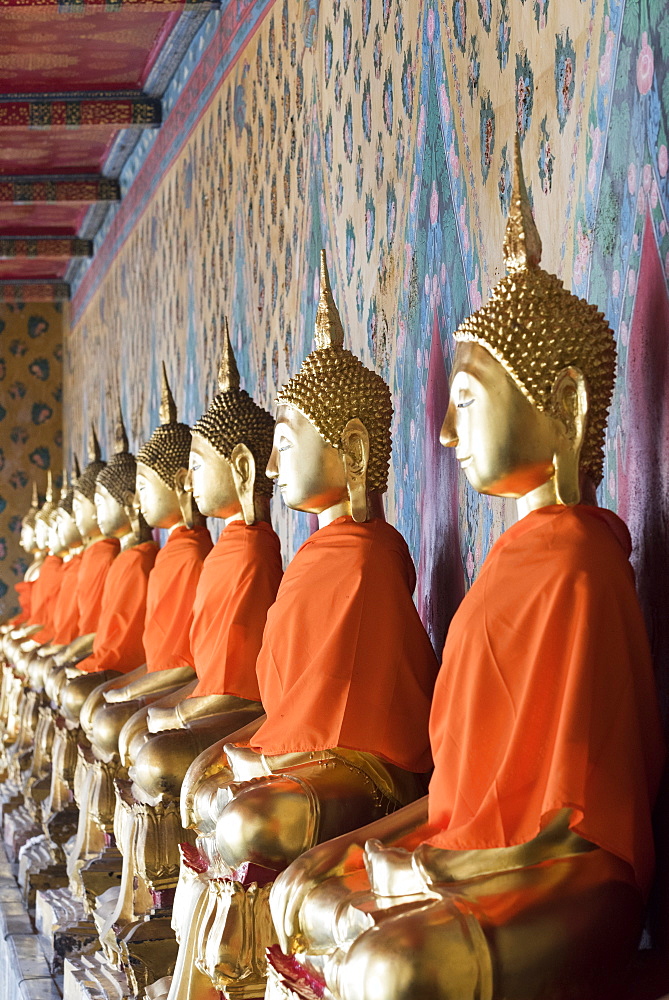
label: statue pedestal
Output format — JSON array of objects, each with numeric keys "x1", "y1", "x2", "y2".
[
  {"x1": 63, "y1": 951, "x2": 131, "y2": 1000},
  {"x1": 35, "y1": 886, "x2": 98, "y2": 974},
  {"x1": 3, "y1": 805, "x2": 40, "y2": 863},
  {"x1": 17, "y1": 833, "x2": 51, "y2": 905}
]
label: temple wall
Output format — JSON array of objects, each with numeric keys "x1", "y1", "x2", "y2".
[
  {"x1": 0, "y1": 303, "x2": 64, "y2": 617},
  {"x1": 67, "y1": 0, "x2": 669, "y2": 663}
]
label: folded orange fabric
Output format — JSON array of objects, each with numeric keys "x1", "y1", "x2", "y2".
[
  {"x1": 29, "y1": 554, "x2": 64, "y2": 642},
  {"x1": 51, "y1": 553, "x2": 83, "y2": 645},
  {"x1": 187, "y1": 520, "x2": 283, "y2": 700},
  {"x1": 251, "y1": 517, "x2": 438, "y2": 772},
  {"x1": 76, "y1": 537, "x2": 120, "y2": 634},
  {"x1": 144, "y1": 524, "x2": 213, "y2": 673},
  {"x1": 77, "y1": 541, "x2": 157, "y2": 674},
  {"x1": 10, "y1": 579, "x2": 34, "y2": 626},
  {"x1": 426, "y1": 505, "x2": 664, "y2": 897}
]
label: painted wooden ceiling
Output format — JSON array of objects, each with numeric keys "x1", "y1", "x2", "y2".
[{"x1": 0, "y1": 0, "x2": 213, "y2": 302}]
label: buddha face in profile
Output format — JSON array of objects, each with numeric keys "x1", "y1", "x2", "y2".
[
  {"x1": 73, "y1": 491, "x2": 99, "y2": 542},
  {"x1": 267, "y1": 405, "x2": 351, "y2": 514},
  {"x1": 57, "y1": 509, "x2": 82, "y2": 552},
  {"x1": 94, "y1": 482, "x2": 130, "y2": 539},
  {"x1": 34, "y1": 516, "x2": 49, "y2": 552},
  {"x1": 441, "y1": 342, "x2": 588, "y2": 508},
  {"x1": 47, "y1": 518, "x2": 66, "y2": 557},
  {"x1": 187, "y1": 432, "x2": 240, "y2": 520},
  {"x1": 20, "y1": 520, "x2": 35, "y2": 553},
  {"x1": 136, "y1": 460, "x2": 183, "y2": 530}
]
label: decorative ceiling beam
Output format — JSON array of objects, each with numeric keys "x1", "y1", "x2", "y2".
[
  {"x1": 0, "y1": 94, "x2": 161, "y2": 129},
  {"x1": 0, "y1": 281, "x2": 70, "y2": 303},
  {"x1": 0, "y1": 176, "x2": 120, "y2": 204},
  {"x1": 0, "y1": 237, "x2": 92, "y2": 259}
]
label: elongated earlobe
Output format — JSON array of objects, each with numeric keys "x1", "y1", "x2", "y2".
[
  {"x1": 231, "y1": 443, "x2": 257, "y2": 525},
  {"x1": 174, "y1": 467, "x2": 194, "y2": 528},
  {"x1": 550, "y1": 367, "x2": 588, "y2": 507}
]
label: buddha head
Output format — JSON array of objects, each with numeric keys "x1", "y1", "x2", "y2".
[
  {"x1": 73, "y1": 424, "x2": 106, "y2": 542},
  {"x1": 441, "y1": 136, "x2": 615, "y2": 509},
  {"x1": 20, "y1": 481, "x2": 41, "y2": 553},
  {"x1": 189, "y1": 320, "x2": 275, "y2": 524},
  {"x1": 57, "y1": 459, "x2": 83, "y2": 553},
  {"x1": 94, "y1": 402, "x2": 144, "y2": 540},
  {"x1": 267, "y1": 251, "x2": 392, "y2": 523},
  {"x1": 136, "y1": 365, "x2": 193, "y2": 529},
  {"x1": 34, "y1": 470, "x2": 57, "y2": 552}
]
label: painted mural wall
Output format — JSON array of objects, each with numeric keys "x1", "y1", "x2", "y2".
[
  {"x1": 0, "y1": 303, "x2": 63, "y2": 617},
  {"x1": 66, "y1": 0, "x2": 669, "y2": 671}
]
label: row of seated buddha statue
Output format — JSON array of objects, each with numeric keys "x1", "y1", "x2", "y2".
[{"x1": 0, "y1": 138, "x2": 664, "y2": 1000}]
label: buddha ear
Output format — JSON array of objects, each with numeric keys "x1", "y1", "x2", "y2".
[
  {"x1": 174, "y1": 467, "x2": 195, "y2": 528},
  {"x1": 550, "y1": 367, "x2": 588, "y2": 506},
  {"x1": 230, "y1": 443, "x2": 256, "y2": 525},
  {"x1": 341, "y1": 418, "x2": 370, "y2": 523}
]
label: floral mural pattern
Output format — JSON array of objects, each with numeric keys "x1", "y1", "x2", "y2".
[
  {"x1": 65, "y1": 0, "x2": 669, "y2": 662},
  {"x1": 0, "y1": 304, "x2": 63, "y2": 617}
]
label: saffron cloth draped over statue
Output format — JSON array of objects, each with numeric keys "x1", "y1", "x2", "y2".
[
  {"x1": 77, "y1": 541, "x2": 157, "y2": 674},
  {"x1": 426, "y1": 504, "x2": 664, "y2": 896},
  {"x1": 143, "y1": 524, "x2": 213, "y2": 673},
  {"x1": 250, "y1": 516, "x2": 439, "y2": 772},
  {"x1": 186, "y1": 519, "x2": 283, "y2": 700},
  {"x1": 76, "y1": 537, "x2": 120, "y2": 634}
]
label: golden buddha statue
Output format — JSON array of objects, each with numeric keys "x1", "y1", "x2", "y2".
[
  {"x1": 265, "y1": 139, "x2": 664, "y2": 1000},
  {"x1": 163, "y1": 254, "x2": 438, "y2": 1000},
  {"x1": 64, "y1": 369, "x2": 211, "y2": 926},
  {"x1": 41, "y1": 408, "x2": 154, "y2": 874},
  {"x1": 21, "y1": 466, "x2": 86, "y2": 825},
  {"x1": 89, "y1": 331, "x2": 281, "y2": 996}
]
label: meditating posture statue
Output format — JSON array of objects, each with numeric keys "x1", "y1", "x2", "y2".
[
  {"x1": 66, "y1": 367, "x2": 212, "y2": 935},
  {"x1": 90, "y1": 329, "x2": 281, "y2": 995},
  {"x1": 265, "y1": 138, "x2": 665, "y2": 1000},
  {"x1": 165, "y1": 254, "x2": 439, "y2": 1000},
  {"x1": 0, "y1": 481, "x2": 44, "y2": 634},
  {"x1": 42, "y1": 408, "x2": 156, "y2": 872}
]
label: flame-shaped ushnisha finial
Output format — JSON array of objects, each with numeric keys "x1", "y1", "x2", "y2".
[
  {"x1": 88, "y1": 423, "x2": 102, "y2": 463},
  {"x1": 73, "y1": 454, "x2": 81, "y2": 479},
  {"x1": 45, "y1": 468, "x2": 53, "y2": 503},
  {"x1": 30, "y1": 480, "x2": 39, "y2": 510},
  {"x1": 159, "y1": 362, "x2": 178, "y2": 425},
  {"x1": 60, "y1": 467, "x2": 69, "y2": 501},
  {"x1": 502, "y1": 133, "x2": 542, "y2": 274},
  {"x1": 314, "y1": 250, "x2": 345, "y2": 350},
  {"x1": 217, "y1": 317, "x2": 241, "y2": 393},
  {"x1": 114, "y1": 395, "x2": 129, "y2": 455}
]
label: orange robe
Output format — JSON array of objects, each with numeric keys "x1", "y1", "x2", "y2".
[
  {"x1": 143, "y1": 525, "x2": 213, "y2": 673},
  {"x1": 251, "y1": 517, "x2": 439, "y2": 772},
  {"x1": 76, "y1": 537, "x2": 120, "y2": 634},
  {"x1": 30, "y1": 555, "x2": 64, "y2": 642},
  {"x1": 187, "y1": 520, "x2": 283, "y2": 700},
  {"x1": 51, "y1": 553, "x2": 84, "y2": 645},
  {"x1": 426, "y1": 505, "x2": 664, "y2": 897},
  {"x1": 10, "y1": 580, "x2": 33, "y2": 625},
  {"x1": 78, "y1": 541, "x2": 158, "y2": 674}
]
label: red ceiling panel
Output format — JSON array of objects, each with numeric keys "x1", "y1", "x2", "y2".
[
  {"x1": 0, "y1": 259, "x2": 68, "y2": 280},
  {"x1": 0, "y1": 204, "x2": 88, "y2": 236},
  {"x1": 0, "y1": 127, "x2": 116, "y2": 176},
  {"x1": 0, "y1": 8, "x2": 181, "y2": 94}
]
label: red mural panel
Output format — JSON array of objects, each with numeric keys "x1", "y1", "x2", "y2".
[
  {"x1": 0, "y1": 204, "x2": 88, "y2": 236},
  {"x1": 0, "y1": 128, "x2": 116, "y2": 175},
  {"x1": 0, "y1": 8, "x2": 180, "y2": 93},
  {"x1": 0, "y1": 260, "x2": 68, "y2": 280}
]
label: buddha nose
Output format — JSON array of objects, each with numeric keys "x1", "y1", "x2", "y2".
[
  {"x1": 266, "y1": 446, "x2": 279, "y2": 480},
  {"x1": 439, "y1": 404, "x2": 458, "y2": 448}
]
